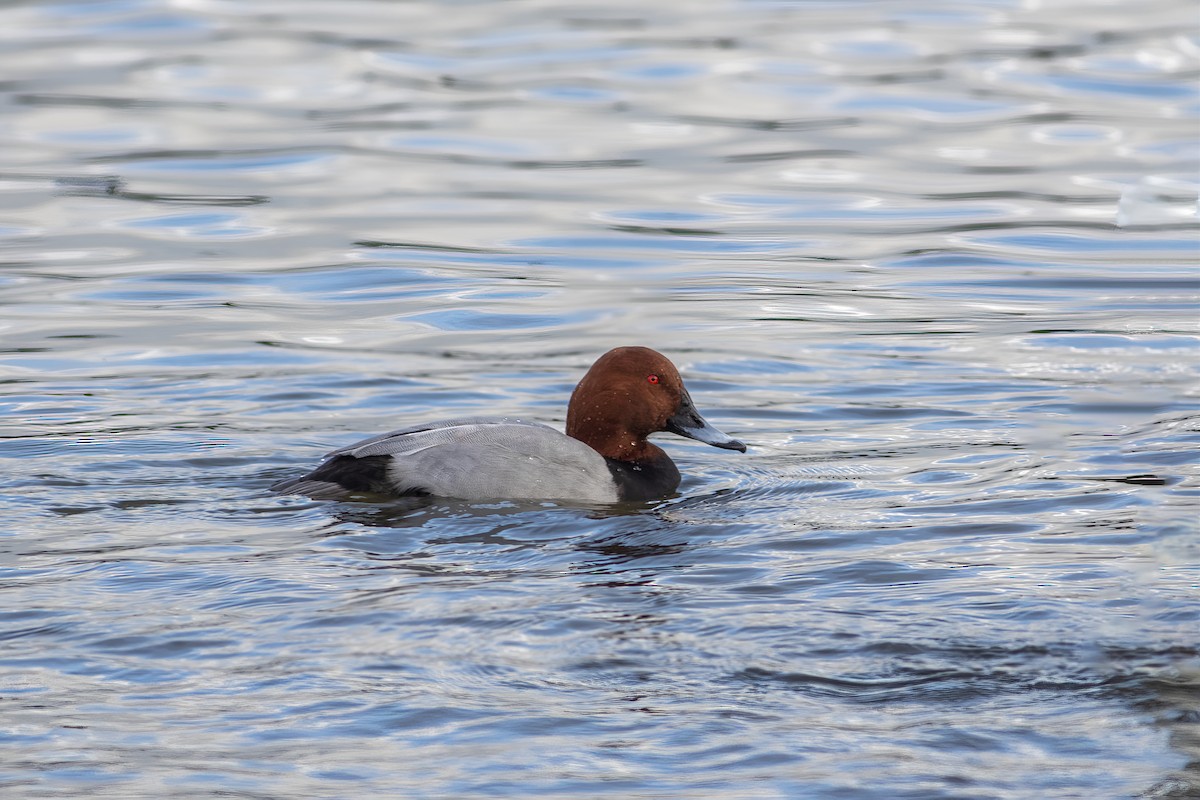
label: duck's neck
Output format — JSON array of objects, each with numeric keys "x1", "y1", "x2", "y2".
[{"x1": 571, "y1": 427, "x2": 662, "y2": 464}]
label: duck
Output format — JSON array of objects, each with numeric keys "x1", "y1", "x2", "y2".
[{"x1": 271, "y1": 346, "x2": 746, "y2": 502}]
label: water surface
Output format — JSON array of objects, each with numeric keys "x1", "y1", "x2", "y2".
[{"x1": 1, "y1": 0, "x2": 1198, "y2": 797}]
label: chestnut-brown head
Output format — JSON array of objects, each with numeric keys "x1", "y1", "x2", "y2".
[{"x1": 566, "y1": 346, "x2": 745, "y2": 462}]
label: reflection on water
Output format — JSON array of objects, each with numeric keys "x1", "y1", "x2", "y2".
[{"x1": 1, "y1": 0, "x2": 1198, "y2": 797}]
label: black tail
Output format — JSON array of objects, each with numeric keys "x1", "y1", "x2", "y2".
[{"x1": 272, "y1": 454, "x2": 399, "y2": 499}]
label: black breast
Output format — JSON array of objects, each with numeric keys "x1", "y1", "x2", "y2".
[{"x1": 605, "y1": 453, "x2": 681, "y2": 502}]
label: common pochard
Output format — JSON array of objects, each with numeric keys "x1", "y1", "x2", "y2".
[{"x1": 272, "y1": 346, "x2": 745, "y2": 502}]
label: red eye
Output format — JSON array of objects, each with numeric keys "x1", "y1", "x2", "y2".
[{"x1": 647, "y1": 374, "x2": 659, "y2": 385}]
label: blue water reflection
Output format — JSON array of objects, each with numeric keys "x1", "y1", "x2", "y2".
[{"x1": 1, "y1": 0, "x2": 1197, "y2": 797}]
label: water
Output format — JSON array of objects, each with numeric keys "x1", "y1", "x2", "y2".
[{"x1": 2, "y1": 0, "x2": 1198, "y2": 797}]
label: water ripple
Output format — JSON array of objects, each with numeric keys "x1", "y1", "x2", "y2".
[{"x1": 1, "y1": 0, "x2": 1197, "y2": 797}]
